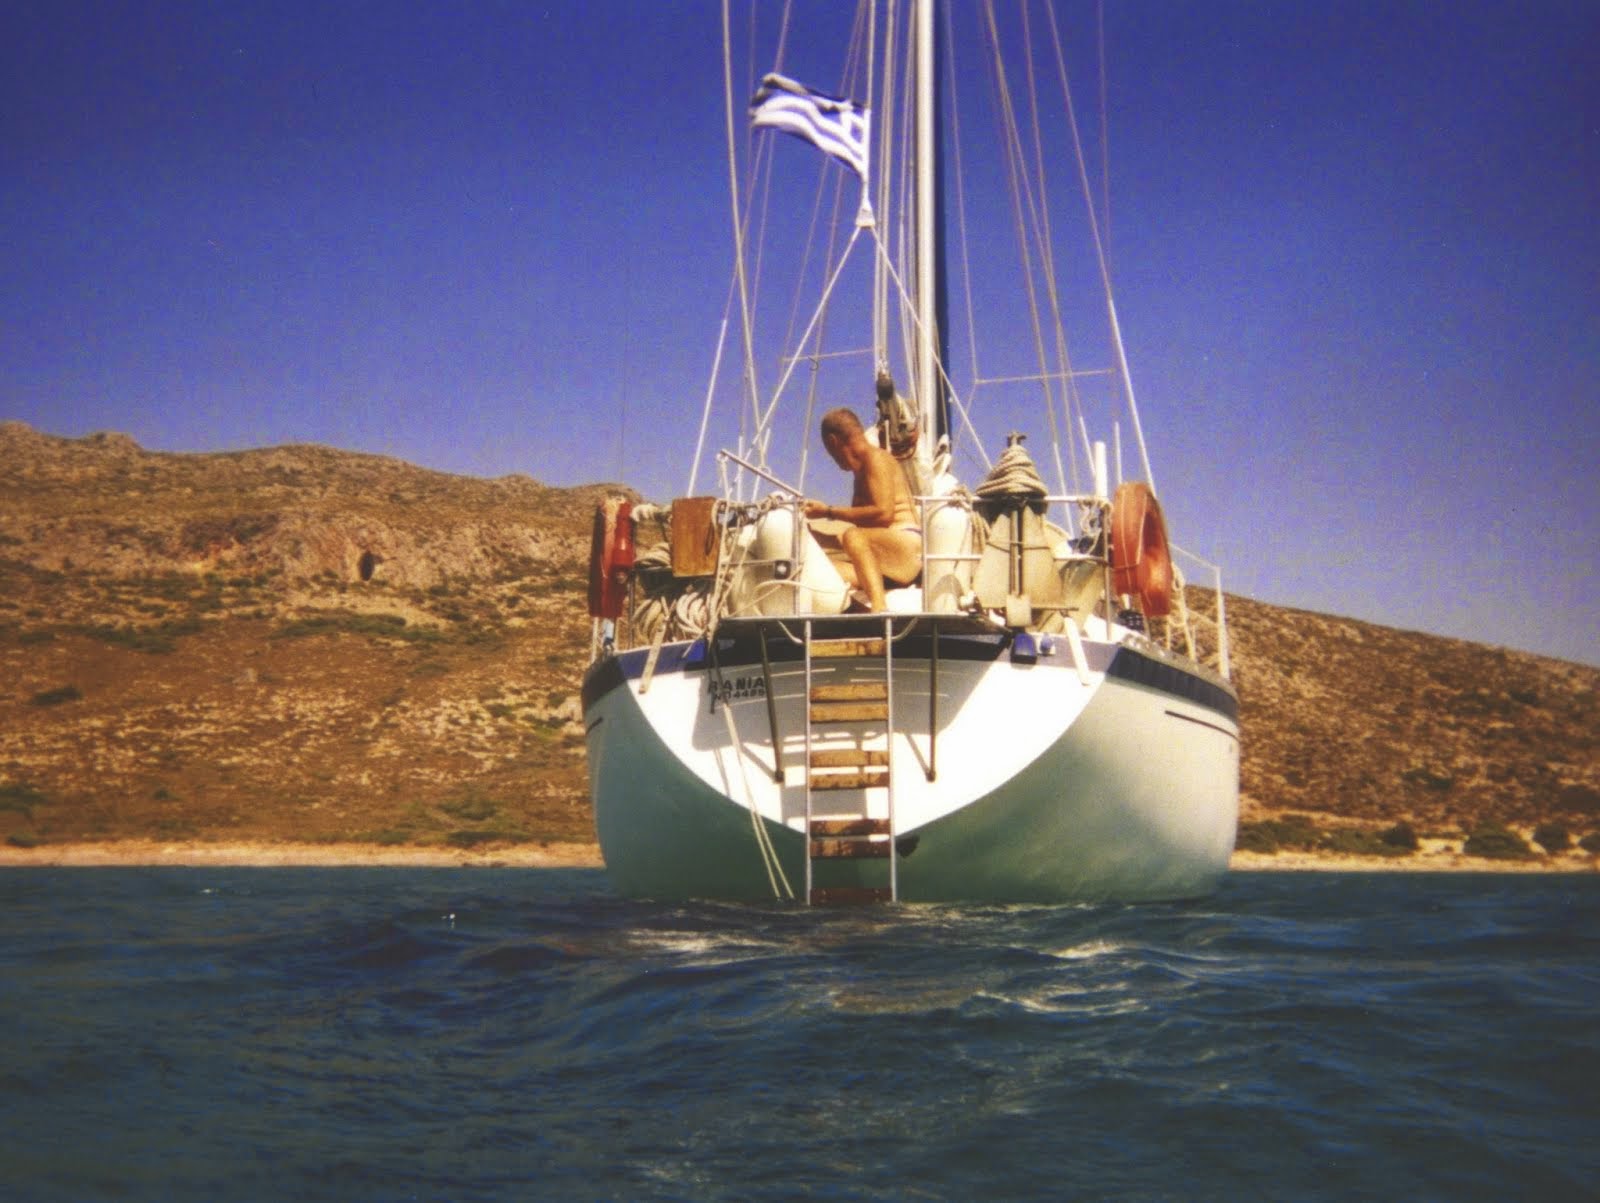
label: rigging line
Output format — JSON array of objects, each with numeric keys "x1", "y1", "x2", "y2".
[
  {"x1": 1015, "y1": 1, "x2": 1071, "y2": 499},
  {"x1": 690, "y1": 221, "x2": 759, "y2": 497},
  {"x1": 997, "y1": 3, "x2": 1086, "y2": 486},
  {"x1": 687, "y1": 318, "x2": 730, "y2": 495},
  {"x1": 1017, "y1": 8, "x2": 1094, "y2": 489},
  {"x1": 793, "y1": 173, "x2": 859, "y2": 491},
  {"x1": 745, "y1": 0, "x2": 802, "y2": 381},
  {"x1": 868, "y1": 224, "x2": 991, "y2": 471},
  {"x1": 1097, "y1": 0, "x2": 1112, "y2": 271},
  {"x1": 752, "y1": 3, "x2": 872, "y2": 482},
  {"x1": 748, "y1": 224, "x2": 867, "y2": 455},
  {"x1": 892, "y1": 36, "x2": 917, "y2": 403},
  {"x1": 781, "y1": 346, "x2": 875, "y2": 364},
  {"x1": 741, "y1": 5, "x2": 812, "y2": 474},
  {"x1": 771, "y1": 151, "x2": 846, "y2": 490},
  {"x1": 778, "y1": 9, "x2": 865, "y2": 385},
  {"x1": 983, "y1": 2, "x2": 1065, "y2": 490},
  {"x1": 709, "y1": 615, "x2": 792, "y2": 897},
  {"x1": 873, "y1": 0, "x2": 897, "y2": 363},
  {"x1": 797, "y1": 351, "x2": 819, "y2": 492},
  {"x1": 1024, "y1": 4, "x2": 1094, "y2": 497},
  {"x1": 724, "y1": 0, "x2": 764, "y2": 465},
  {"x1": 976, "y1": 368, "x2": 1112, "y2": 386},
  {"x1": 789, "y1": 25, "x2": 870, "y2": 492},
  {"x1": 943, "y1": 0, "x2": 982, "y2": 408},
  {"x1": 1044, "y1": 1, "x2": 1154, "y2": 492}
]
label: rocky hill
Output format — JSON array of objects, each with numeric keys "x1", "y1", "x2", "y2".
[{"x1": 2, "y1": 421, "x2": 1596, "y2": 857}]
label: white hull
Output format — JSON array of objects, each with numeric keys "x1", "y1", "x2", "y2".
[{"x1": 583, "y1": 625, "x2": 1239, "y2": 903}]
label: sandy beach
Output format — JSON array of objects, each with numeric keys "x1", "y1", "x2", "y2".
[
  {"x1": 1228, "y1": 847, "x2": 1597, "y2": 873},
  {"x1": 0, "y1": 839, "x2": 606, "y2": 869},
  {"x1": 0, "y1": 839, "x2": 1593, "y2": 873}
]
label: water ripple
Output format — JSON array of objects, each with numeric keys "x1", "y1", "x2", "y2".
[{"x1": 0, "y1": 868, "x2": 1596, "y2": 1200}]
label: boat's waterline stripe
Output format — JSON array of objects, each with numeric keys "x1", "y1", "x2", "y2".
[{"x1": 583, "y1": 634, "x2": 1236, "y2": 723}]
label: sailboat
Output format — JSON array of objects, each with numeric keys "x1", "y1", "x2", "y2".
[{"x1": 581, "y1": 1, "x2": 1238, "y2": 903}]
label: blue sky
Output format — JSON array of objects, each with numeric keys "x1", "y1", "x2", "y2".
[{"x1": 3, "y1": 1, "x2": 1595, "y2": 666}]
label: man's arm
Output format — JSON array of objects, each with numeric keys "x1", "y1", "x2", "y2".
[{"x1": 803, "y1": 450, "x2": 898, "y2": 528}]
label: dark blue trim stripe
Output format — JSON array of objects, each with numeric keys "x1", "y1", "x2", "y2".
[
  {"x1": 581, "y1": 631, "x2": 1219, "y2": 716},
  {"x1": 1106, "y1": 648, "x2": 1239, "y2": 723},
  {"x1": 581, "y1": 656, "x2": 627, "y2": 713}
]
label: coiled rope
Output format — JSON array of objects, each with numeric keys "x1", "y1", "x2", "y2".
[{"x1": 974, "y1": 436, "x2": 1048, "y2": 501}]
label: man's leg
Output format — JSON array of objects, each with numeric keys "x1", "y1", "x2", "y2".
[
  {"x1": 840, "y1": 527, "x2": 920, "y2": 612},
  {"x1": 839, "y1": 527, "x2": 886, "y2": 610}
]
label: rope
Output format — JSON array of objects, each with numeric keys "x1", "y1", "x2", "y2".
[
  {"x1": 628, "y1": 499, "x2": 715, "y2": 647},
  {"x1": 719, "y1": 700, "x2": 794, "y2": 901},
  {"x1": 974, "y1": 437, "x2": 1048, "y2": 501}
]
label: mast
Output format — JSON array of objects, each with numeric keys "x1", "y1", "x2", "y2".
[{"x1": 912, "y1": 0, "x2": 947, "y2": 469}]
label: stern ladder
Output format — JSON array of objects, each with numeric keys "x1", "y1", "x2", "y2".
[{"x1": 803, "y1": 617, "x2": 898, "y2": 904}]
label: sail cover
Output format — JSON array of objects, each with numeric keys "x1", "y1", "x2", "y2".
[{"x1": 750, "y1": 73, "x2": 870, "y2": 184}]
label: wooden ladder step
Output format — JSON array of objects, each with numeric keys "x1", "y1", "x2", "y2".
[
  {"x1": 810, "y1": 817, "x2": 892, "y2": 837},
  {"x1": 808, "y1": 748, "x2": 889, "y2": 769},
  {"x1": 810, "y1": 701, "x2": 889, "y2": 723},
  {"x1": 809, "y1": 886, "x2": 893, "y2": 905},
  {"x1": 810, "y1": 837, "x2": 893, "y2": 859},
  {"x1": 810, "y1": 638, "x2": 887, "y2": 659},
  {"x1": 810, "y1": 682, "x2": 888, "y2": 703},
  {"x1": 809, "y1": 769, "x2": 889, "y2": 791}
]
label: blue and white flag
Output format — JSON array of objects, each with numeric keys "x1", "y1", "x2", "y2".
[{"x1": 750, "y1": 73, "x2": 870, "y2": 185}]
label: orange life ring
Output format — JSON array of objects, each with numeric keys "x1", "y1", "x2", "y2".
[
  {"x1": 587, "y1": 499, "x2": 634, "y2": 620},
  {"x1": 1109, "y1": 481, "x2": 1173, "y2": 619}
]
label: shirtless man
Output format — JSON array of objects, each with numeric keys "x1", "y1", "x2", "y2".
[{"x1": 802, "y1": 407, "x2": 921, "y2": 612}]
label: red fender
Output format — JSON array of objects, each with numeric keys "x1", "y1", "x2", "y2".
[
  {"x1": 1109, "y1": 482, "x2": 1173, "y2": 619},
  {"x1": 587, "y1": 499, "x2": 634, "y2": 620},
  {"x1": 608, "y1": 501, "x2": 635, "y2": 598}
]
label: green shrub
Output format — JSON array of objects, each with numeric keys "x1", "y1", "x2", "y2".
[
  {"x1": 78, "y1": 615, "x2": 205, "y2": 654},
  {"x1": 273, "y1": 612, "x2": 435, "y2": 643},
  {"x1": 1236, "y1": 814, "x2": 1321, "y2": 854},
  {"x1": 1401, "y1": 766, "x2": 1455, "y2": 791},
  {"x1": 1463, "y1": 822, "x2": 1533, "y2": 861},
  {"x1": 1380, "y1": 821, "x2": 1419, "y2": 850},
  {"x1": 0, "y1": 783, "x2": 49, "y2": 816},
  {"x1": 29, "y1": 684, "x2": 82, "y2": 707},
  {"x1": 1557, "y1": 784, "x2": 1600, "y2": 815},
  {"x1": 1532, "y1": 823, "x2": 1570, "y2": 853},
  {"x1": 441, "y1": 796, "x2": 498, "y2": 822},
  {"x1": 1321, "y1": 827, "x2": 1412, "y2": 858},
  {"x1": 446, "y1": 829, "x2": 506, "y2": 848}
]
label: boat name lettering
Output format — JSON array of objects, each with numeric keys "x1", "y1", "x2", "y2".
[{"x1": 709, "y1": 675, "x2": 767, "y2": 711}]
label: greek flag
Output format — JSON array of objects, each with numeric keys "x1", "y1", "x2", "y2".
[{"x1": 749, "y1": 73, "x2": 870, "y2": 184}]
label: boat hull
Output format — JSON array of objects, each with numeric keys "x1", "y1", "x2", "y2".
[{"x1": 582, "y1": 630, "x2": 1238, "y2": 903}]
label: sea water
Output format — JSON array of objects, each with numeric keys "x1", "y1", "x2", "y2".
[{"x1": 0, "y1": 868, "x2": 1594, "y2": 1202}]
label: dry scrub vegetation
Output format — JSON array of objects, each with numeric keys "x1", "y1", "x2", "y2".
[{"x1": 2, "y1": 421, "x2": 1596, "y2": 863}]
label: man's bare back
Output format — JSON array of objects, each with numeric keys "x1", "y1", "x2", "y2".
[{"x1": 803, "y1": 407, "x2": 921, "y2": 612}]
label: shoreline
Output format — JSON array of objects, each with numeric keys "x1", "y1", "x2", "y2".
[
  {"x1": 0, "y1": 839, "x2": 606, "y2": 869},
  {"x1": 0, "y1": 839, "x2": 1593, "y2": 873}
]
